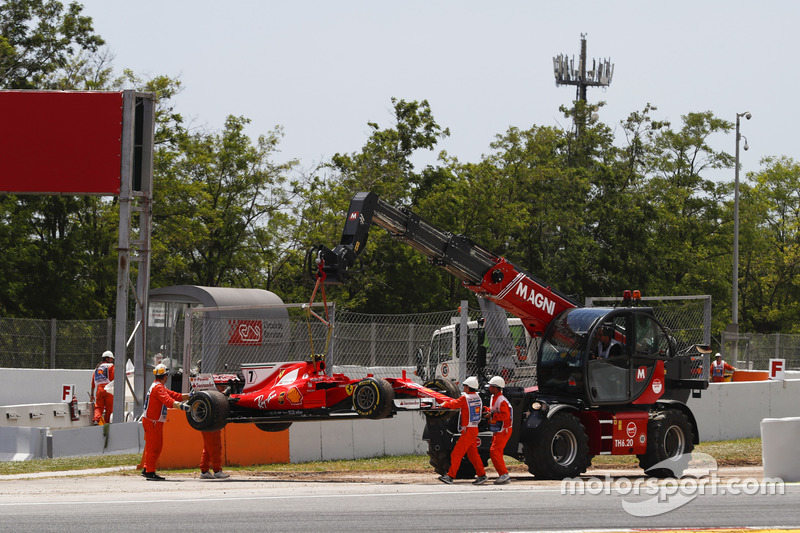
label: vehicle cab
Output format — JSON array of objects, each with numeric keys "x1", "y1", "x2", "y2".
[
  {"x1": 537, "y1": 307, "x2": 675, "y2": 406},
  {"x1": 418, "y1": 317, "x2": 536, "y2": 386}
]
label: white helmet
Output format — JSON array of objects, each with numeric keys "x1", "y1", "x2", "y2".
[
  {"x1": 489, "y1": 376, "x2": 506, "y2": 389},
  {"x1": 463, "y1": 376, "x2": 479, "y2": 390},
  {"x1": 153, "y1": 363, "x2": 169, "y2": 377},
  {"x1": 102, "y1": 350, "x2": 114, "y2": 360}
]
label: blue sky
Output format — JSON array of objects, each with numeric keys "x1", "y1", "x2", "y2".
[{"x1": 79, "y1": 1, "x2": 790, "y2": 179}]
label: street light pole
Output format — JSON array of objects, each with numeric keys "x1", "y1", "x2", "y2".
[{"x1": 732, "y1": 111, "x2": 751, "y2": 328}]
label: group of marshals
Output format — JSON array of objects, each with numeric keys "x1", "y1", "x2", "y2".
[{"x1": 437, "y1": 375, "x2": 512, "y2": 485}]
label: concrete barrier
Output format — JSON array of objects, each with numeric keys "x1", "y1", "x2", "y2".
[
  {"x1": 0, "y1": 422, "x2": 143, "y2": 461},
  {"x1": 687, "y1": 378, "x2": 800, "y2": 441},
  {"x1": 0, "y1": 427, "x2": 48, "y2": 461},
  {"x1": 288, "y1": 411, "x2": 428, "y2": 463},
  {"x1": 761, "y1": 417, "x2": 800, "y2": 482},
  {"x1": 156, "y1": 409, "x2": 289, "y2": 469}
]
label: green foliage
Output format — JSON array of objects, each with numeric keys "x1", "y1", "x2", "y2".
[
  {"x1": 0, "y1": 0, "x2": 103, "y2": 89},
  {"x1": 3, "y1": 0, "x2": 799, "y2": 342},
  {"x1": 151, "y1": 116, "x2": 299, "y2": 290},
  {"x1": 740, "y1": 157, "x2": 800, "y2": 332}
]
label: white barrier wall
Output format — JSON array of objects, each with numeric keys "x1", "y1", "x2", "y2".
[
  {"x1": 687, "y1": 379, "x2": 800, "y2": 441},
  {"x1": 288, "y1": 411, "x2": 428, "y2": 463},
  {"x1": 0, "y1": 369, "x2": 93, "y2": 406}
]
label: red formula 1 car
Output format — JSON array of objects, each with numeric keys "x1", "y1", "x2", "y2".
[{"x1": 185, "y1": 355, "x2": 459, "y2": 432}]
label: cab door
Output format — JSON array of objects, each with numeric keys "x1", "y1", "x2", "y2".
[
  {"x1": 630, "y1": 312, "x2": 672, "y2": 403},
  {"x1": 586, "y1": 314, "x2": 631, "y2": 403}
]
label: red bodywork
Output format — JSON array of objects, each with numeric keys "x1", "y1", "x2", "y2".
[{"x1": 204, "y1": 359, "x2": 455, "y2": 423}]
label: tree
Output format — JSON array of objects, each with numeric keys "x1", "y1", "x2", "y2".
[
  {"x1": 151, "y1": 116, "x2": 299, "y2": 290},
  {"x1": 636, "y1": 111, "x2": 734, "y2": 302},
  {"x1": 298, "y1": 98, "x2": 451, "y2": 312},
  {"x1": 0, "y1": 0, "x2": 103, "y2": 89},
  {"x1": 739, "y1": 157, "x2": 800, "y2": 332}
]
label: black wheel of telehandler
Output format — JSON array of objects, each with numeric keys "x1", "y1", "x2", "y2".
[
  {"x1": 255, "y1": 422, "x2": 293, "y2": 432},
  {"x1": 422, "y1": 378, "x2": 459, "y2": 420},
  {"x1": 638, "y1": 409, "x2": 694, "y2": 478},
  {"x1": 186, "y1": 390, "x2": 229, "y2": 432},
  {"x1": 426, "y1": 440, "x2": 489, "y2": 479},
  {"x1": 352, "y1": 377, "x2": 394, "y2": 419},
  {"x1": 523, "y1": 410, "x2": 591, "y2": 480},
  {"x1": 427, "y1": 441, "x2": 450, "y2": 476}
]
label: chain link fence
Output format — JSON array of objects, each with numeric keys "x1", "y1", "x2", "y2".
[
  {"x1": 0, "y1": 317, "x2": 114, "y2": 369},
  {"x1": 180, "y1": 304, "x2": 459, "y2": 382},
  {"x1": 721, "y1": 331, "x2": 800, "y2": 371},
  {"x1": 1, "y1": 295, "x2": 714, "y2": 380},
  {"x1": 180, "y1": 296, "x2": 711, "y2": 385}
]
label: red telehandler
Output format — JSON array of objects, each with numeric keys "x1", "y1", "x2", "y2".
[{"x1": 312, "y1": 192, "x2": 709, "y2": 479}]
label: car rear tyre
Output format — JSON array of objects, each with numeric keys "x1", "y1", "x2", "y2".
[
  {"x1": 422, "y1": 378, "x2": 459, "y2": 420},
  {"x1": 352, "y1": 377, "x2": 394, "y2": 419},
  {"x1": 638, "y1": 409, "x2": 694, "y2": 478},
  {"x1": 186, "y1": 390, "x2": 229, "y2": 432},
  {"x1": 255, "y1": 422, "x2": 293, "y2": 432},
  {"x1": 523, "y1": 410, "x2": 591, "y2": 480}
]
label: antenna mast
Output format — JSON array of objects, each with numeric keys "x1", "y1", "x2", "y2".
[{"x1": 553, "y1": 34, "x2": 614, "y2": 102}]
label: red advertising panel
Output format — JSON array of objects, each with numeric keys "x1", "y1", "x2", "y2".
[{"x1": 0, "y1": 90, "x2": 123, "y2": 195}]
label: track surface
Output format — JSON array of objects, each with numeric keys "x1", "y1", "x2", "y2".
[{"x1": 1, "y1": 466, "x2": 798, "y2": 532}]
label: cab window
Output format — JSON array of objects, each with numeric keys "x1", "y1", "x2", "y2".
[{"x1": 633, "y1": 315, "x2": 671, "y2": 358}]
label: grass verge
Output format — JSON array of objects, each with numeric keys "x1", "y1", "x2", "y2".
[{"x1": 0, "y1": 438, "x2": 762, "y2": 476}]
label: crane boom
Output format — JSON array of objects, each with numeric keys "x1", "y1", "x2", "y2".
[{"x1": 314, "y1": 192, "x2": 578, "y2": 337}]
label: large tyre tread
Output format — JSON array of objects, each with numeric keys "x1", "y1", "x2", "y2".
[
  {"x1": 426, "y1": 441, "x2": 488, "y2": 479},
  {"x1": 523, "y1": 411, "x2": 591, "y2": 480},
  {"x1": 638, "y1": 409, "x2": 694, "y2": 478}
]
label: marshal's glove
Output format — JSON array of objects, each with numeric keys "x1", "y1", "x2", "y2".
[{"x1": 175, "y1": 402, "x2": 190, "y2": 412}]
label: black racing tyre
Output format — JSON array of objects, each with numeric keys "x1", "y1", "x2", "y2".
[
  {"x1": 255, "y1": 422, "x2": 293, "y2": 433},
  {"x1": 638, "y1": 409, "x2": 694, "y2": 478},
  {"x1": 523, "y1": 410, "x2": 591, "y2": 480},
  {"x1": 422, "y1": 378, "x2": 459, "y2": 420},
  {"x1": 186, "y1": 390, "x2": 229, "y2": 432},
  {"x1": 352, "y1": 377, "x2": 394, "y2": 419}
]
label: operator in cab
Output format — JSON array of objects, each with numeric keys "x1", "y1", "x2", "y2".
[{"x1": 591, "y1": 325, "x2": 623, "y2": 359}]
